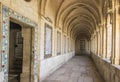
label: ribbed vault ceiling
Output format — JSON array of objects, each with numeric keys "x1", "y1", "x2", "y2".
[{"x1": 39, "y1": 0, "x2": 104, "y2": 40}]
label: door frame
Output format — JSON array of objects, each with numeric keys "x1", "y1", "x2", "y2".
[{"x1": 1, "y1": 5, "x2": 38, "y2": 82}]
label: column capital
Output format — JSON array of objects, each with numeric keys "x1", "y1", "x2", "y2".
[
  {"x1": 96, "y1": 28, "x2": 100, "y2": 33},
  {"x1": 99, "y1": 24, "x2": 103, "y2": 28},
  {"x1": 107, "y1": 8, "x2": 113, "y2": 14},
  {"x1": 93, "y1": 31, "x2": 96, "y2": 36}
]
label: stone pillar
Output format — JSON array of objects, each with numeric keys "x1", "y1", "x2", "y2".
[
  {"x1": 97, "y1": 30, "x2": 100, "y2": 55},
  {"x1": 93, "y1": 35, "x2": 95, "y2": 53},
  {"x1": 88, "y1": 40, "x2": 90, "y2": 53},
  {"x1": 100, "y1": 26, "x2": 103, "y2": 56},
  {"x1": 89, "y1": 40, "x2": 91, "y2": 52},
  {"x1": 94, "y1": 35, "x2": 96, "y2": 54},
  {"x1": 92, "y1": 38, "x2": 94, "y2": 53},
  {"x1": 111, "y1": 4, "x2": 120, "y2": 65},
  {"x1": 96, "y1": 32, "x2": 98, "y2": 55},
  {"x1": 91, "y1": 38, "x2": 93, "y2": 53},
  {"x1": 90, "y1": 38, "x2": 93, "y2": 53},
  {"x1": 102, "y1": 23, "x2": 107, "y2": 58},
  {"x1": 106, "y1": 14, "x2": 112, "y2": 58},
  {"x1": 0, "y1": 3, "x2": 1, "y2": 71}
]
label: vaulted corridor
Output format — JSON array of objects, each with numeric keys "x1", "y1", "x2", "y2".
[
  {"x1": 0, "y1": 0, "x2": 120, "y2": 82},
  {"x1": 42, "y1": 56, "x2": 104, "y2": 82}
]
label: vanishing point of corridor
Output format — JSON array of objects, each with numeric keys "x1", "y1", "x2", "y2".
[{"x1": 42, "y1": 56, "x2": 104, "y2": 82}]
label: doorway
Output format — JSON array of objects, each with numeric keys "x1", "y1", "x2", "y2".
[
  {"x1": 8, "y1": 20, "x2": 34, "y2": 82},
  {"x1": 9, "y1": 21, "x2": 23, "y2": 82},
  {"x1": 80, "y1": 40, "x2": 85, "y2": 54}
]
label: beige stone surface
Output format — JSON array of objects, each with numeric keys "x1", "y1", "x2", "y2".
[
  {"x1": 0, "y1": 0, "x2": 38, "y2": 22},
  {"x1": 91, "y1": 53, "x2": 120, "y2": 82},
  {"x1": 42, "y1": 56, "x2": 104, "y2": 82},
  {"x1": 0, "y1": 0, "x2": 120, "y2": 82}
]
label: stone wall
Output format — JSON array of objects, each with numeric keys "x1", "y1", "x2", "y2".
[
  {"x1": 40, "y1": 52, "x2": 75, "y2": 81},
  {"x1": 91, "y1": 53, "x2": 120, "y2": 82},
  {"x1": 39, "y1": 14, "x2": 75, "y2": 81},
  {"x1": 0, "y1": 0, "x2": 38, "y2": 22},
  {"x1": 0, "y1": 1, "x2": 40, "y2": 82},
  {"x1": 0, "y1": 3, "x2": 1, "y2": 71}
]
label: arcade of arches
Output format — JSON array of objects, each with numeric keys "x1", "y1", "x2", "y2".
[{"x1": 0, "y1": 0, "x2": 120, "y2": 82}]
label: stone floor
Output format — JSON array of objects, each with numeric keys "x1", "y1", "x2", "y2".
[{"x1": 42, "y1": 56, "x2": 105, "y2": 82}]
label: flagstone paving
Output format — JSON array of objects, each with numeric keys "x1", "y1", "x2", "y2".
[{"x1": 42, "y1": 56, "x2": 105, "y2": 82}]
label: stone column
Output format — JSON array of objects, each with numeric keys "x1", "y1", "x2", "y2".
[
  {"x1": 90, "y1": 38, "x2": 93, "y2": 53},
  {"x1": 94, "y1": 34, "x2": 96, "y2": 54},
  {"x1": 91, "y1": 38, "x2": 94, "y2": 53},
  {"x1": 96, "y1": 32, "x2": 98, "y2": 55},
  {"x1": 111, "y1": 3, "x2": 120, "y2": 65},
  {"x1": 101, "y1": 25, "x2": 104, "y2": 57},
  {"x1": 93, "y1": 34, "x2": 96, "y2": 54},
  {"x1": 93, "y1": 35, "x2": 95, "y2": 53},
  {"x1": 102, "y1": 23, "x2": 107, "y2": 58},
  {"x1": 91, "y1": 37, "x2": 93, "y2": 53},
  {"x1": 106, "y1": 13, "x2": 113, "y2": 58},
  {"x1": 0, "y1": 3, "x2": 1, "y2": 71},
  {"x1": 89, "y1": 40, "x2": 91, "y2": 52},
  {"x1": 100, "y1": 26, "x2": 103, "y2": 56},
  {"x1": 97, "y1": 29, "x2": 100, "y2": 56},
  {"x1": 88, "y1": 40, "x2": 90, "y2": 53}
]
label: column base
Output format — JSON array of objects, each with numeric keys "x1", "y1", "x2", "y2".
[{"x1": 111, "y1": 58, "x2": 120, "y2": 65}]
